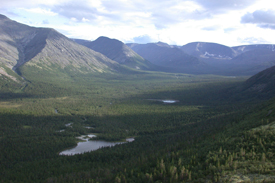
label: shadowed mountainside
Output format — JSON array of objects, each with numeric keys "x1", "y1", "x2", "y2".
[
  {"x1": 241, "y1": 65, "x2": 275, "y2": 99},
  {"x1": 127, "y1": 42, "x2": 203, "y2": 68}
]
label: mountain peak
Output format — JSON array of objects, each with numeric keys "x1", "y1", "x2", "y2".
[
  {"x1": 95, "y1": 36, "x2": 124, "y2": 45},
  {"x1": 97, "y1": 36, "x2": 112, "y2": 40},
  {"x1": 155, "y1": 41, "x2": 171, "y2": 48},
  {"x1": 74, "y1": 37, "x2": 155, "y2": 70},
  {"x1": 0, "y1": 14, "x2": 9, "y2": 20}
]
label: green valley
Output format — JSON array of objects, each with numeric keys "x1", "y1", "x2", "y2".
[
  {"x1": 1, "y1": 69, "x2": 274, "y2": 182},
  {"x1": 1, "y1": 13, "x2": 275, "y2": 183}
]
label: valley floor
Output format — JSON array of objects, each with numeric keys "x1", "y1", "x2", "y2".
[{"x1": 0, "y1": 72, "x2": 274, "y2": 182}]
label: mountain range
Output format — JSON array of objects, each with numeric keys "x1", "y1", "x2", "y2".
[
  {"x1": 129, "y1": 41, "x2": 275, "y2": 75},
  {"x1": 126, "y1": 42, "x2": 202, "y2": 68},
  {"x1": 1, "y1": 13, "x2": 275, "y2": 81}
]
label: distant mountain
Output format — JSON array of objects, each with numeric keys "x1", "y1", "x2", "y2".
[
  {"x1": 126, "y1": 42, "x2": 202, "y2": 70},
  {"x1": 2, "y1": 14, "x2": 275, "y2": 78},
  {"x1": 73, "y1": 37, "x2": 155, "y2": 70},
  {"x1": 181, "y1": 42, "x2": 237, "y2": 60},
  {"x1": 232, "y1": 44, "x2": 275, "y2": 55},
  {"x1": 179, "y1": 41, "x2": 275, "y2": 75},
  {"x1": 227, "y1": 48, "x2": 275, "y2": 75},
  {"x1": 0, "y1": 14, "x2": 122, "y2": 81},
  {"x1": 241, "y1": 65, "x2": 275, "y2": 99}
]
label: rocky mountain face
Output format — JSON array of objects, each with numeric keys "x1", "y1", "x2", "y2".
[
  {"x1": 126, "y1": 42, "x2": 202, "y2": 68},
  {"x1": 73, "y1": 37, "x2": 155, "y2": 70},
  {"x1": 0, "y1": 14, "x2": 36, "y2": 69},
  {"x1": 0, "y1": 14, "x2": 121, "y2": 81}
]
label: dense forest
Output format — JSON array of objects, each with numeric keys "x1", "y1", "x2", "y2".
[{"x1": 0, "y1": 70, "x2": 275, "y2": 183}]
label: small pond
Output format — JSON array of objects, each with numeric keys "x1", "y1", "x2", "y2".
[
  {"x1": 84, "y1": 126, "x2": 95, "y2": 129},
  {"x1": 59, "y1": 135, "x2": 134, "y2": 156},
  {"x1": 162, "y1": 100, "x2": 178, "y2": 103},
  {"x1": 65, "y1": 123, "x2": 73, "y2": 127},
  {"x1": 147, "y1": 99, "x2": 179, "y2": 104}
]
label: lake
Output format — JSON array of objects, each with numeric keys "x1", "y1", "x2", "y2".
[
  {"x1": 162, "y1": 100, "x2": 178, "y2": 103},
  {"x1": 147, "y1": 99, "x2": 179, "y2": 104},
  {"x1": 59, "y1": 135, "x2": 134, "y2": 155}
]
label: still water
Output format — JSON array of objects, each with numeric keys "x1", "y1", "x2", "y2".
[
  {"x1": 147, "y1": 99, "x2": 179, "y2": 103},
  {"x1": 162, "y1": 100, "x2": 178, "y2": 103},
  {"x1": 59, "y1": 135, "x2": 134, "y2": 156}
]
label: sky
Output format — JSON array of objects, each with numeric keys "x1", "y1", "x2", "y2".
[{"x1": 1, "y1": 0, "x2": 275, "y2": 46}]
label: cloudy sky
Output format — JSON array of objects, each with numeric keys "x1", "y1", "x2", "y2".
[{"x1": 1, "y1": 0, "x2": 275, "y2": 46}]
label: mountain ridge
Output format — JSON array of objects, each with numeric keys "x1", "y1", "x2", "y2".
[
  {"x1": 73, "y1": 36, "x2": 156, "y2": 70},
  {"x1": 0, "y1": 14, "x2": 124, "y2": 81},
  {"x1": 1, "y1": 13, "x2": 275, "y2": 77},
  {"x1": 126, "y1": 42, "x2": 202, "y2": 69}
]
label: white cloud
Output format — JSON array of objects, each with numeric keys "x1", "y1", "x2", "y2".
[
  {"x1": 1, "y1": 0, "x2": 275, "y2": 46},
  {"x1": 238, "y1": 37, "x2": 270, "y2": 44},
  {"x1": 81, "y1": 17, "x2": 90, "y2": 22},
  {"x1": 241, "y1": 9, "x2": 275, "y2": 24},
  {"x1": 22, "y1": 8, "x2": 57, "y2": 16}
]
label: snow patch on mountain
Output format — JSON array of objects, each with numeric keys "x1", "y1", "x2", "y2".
[{"x1": 203, "y1": 51, "x2": 232, "y2": 59}]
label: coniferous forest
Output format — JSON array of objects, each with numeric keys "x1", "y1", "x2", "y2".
[{"x1": 1, "y1": 68, "x2": 275, "y2": 183}]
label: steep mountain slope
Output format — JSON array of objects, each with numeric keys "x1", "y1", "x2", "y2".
[
  {"x1": 0, "y1": 14, "x2": 122, "y2": 81},
  {"x1": 73, "y1": 37, "x2": 155, "y2": 70},
  {"x1": 127, "y1": 42, "x2": 202, "y2": 68},
  {"x1": 242, "y1": 65, "x2": 275, "y2": 99},
  {"x1": 0, "y1": 14, "x2": 36, "y2": 69}
]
